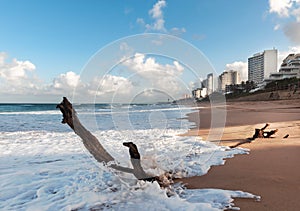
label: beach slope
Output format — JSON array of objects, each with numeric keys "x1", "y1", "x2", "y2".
[{"x1": 181, "y1": 100, "x2": 300, "y2": 211}]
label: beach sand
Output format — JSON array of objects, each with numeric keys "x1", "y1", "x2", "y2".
[{"x1": 180, "y1": 99, "x2": 300, "y2": 211}]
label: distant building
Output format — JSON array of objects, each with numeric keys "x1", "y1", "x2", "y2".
[
  {"x1": 218, "y1": 70, "x2": 240, "y2": 92},
  {"x1": 192, "y1": 88, "x2": 207, "y2": 100},
  {"x1": 268, "y1": 53, "x2": 300, "y2": 81},
  {"x1": 248, "y1": 49, "x2": 278, "y2": 84},
  {"x1": 183, "y1": 94, "x2": 192, "y2": 99},
  {"x1": 207, "y1": 73, "x2": 214, "y2": 95},
  {"x1": 202, "y1": 78, "x2": 208, "y2": 90}
]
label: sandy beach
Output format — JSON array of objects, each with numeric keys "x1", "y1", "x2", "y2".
[{"x1": 181, "y1": 99, "x2": 300, "y2": 211}]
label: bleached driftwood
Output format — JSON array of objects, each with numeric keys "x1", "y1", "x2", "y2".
[{"x1": 57, "y1": 97, "x2": 157, "y2": 182}]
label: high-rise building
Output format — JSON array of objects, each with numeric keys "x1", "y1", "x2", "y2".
[
  {"x1": 192, "y1": 87, "x2": 207, "y2": 99},
  {"x1": 207, "y1": 73, "x2": 214, "y2": 95},
  {"x1": 269, "y1": 53, "x2": 300, "y2": 80},
  {"x1": 248, "y1": 49, "x2": 277, "y2": 84},
  {"x1": 218, "y1": 70, "x2": 240, "y2": 92},
  {"x1": 202, "y1": 79, "x2": 207, "y2": 90}
]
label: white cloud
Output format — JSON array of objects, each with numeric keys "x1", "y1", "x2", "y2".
[
  {"x1": 136, "y1": 0, "x2": 186, "y2": 36},
  {"x1": 45, "y1": 72, "x2": 136, "y2": 103},
  {"x1": 292, "y1": 6, "x2": 300, "y2": 21},
  {"x1": 121, "y1": 53, "x2": 186, "y2": 98},
  {"x1": 225, "y1": 61, "x2": 248, "y2": 82},
  {"x1": 0, "y1": 53, "x2": 142, "y2": 102},
  {"x1": 136, "y1": 18, "x2": 145, "y2": 27},
  {"x1": 88, "y1": 75, "x2": 133, "y2": 96},
  {"x1": 269, "y1": 0, "x2": 300, "y2": 21},
  {"x1": 269, "y1": 0, "x2": 300, "y2": 44},
  {"x1": 0, "y1": 52, "x2": 39, "y2": 95},
  {"x1": 149, "y1": 0, "x2": 166, "y2": 19},
  {"x1": 0, "y1": 52, "x2": 190, "y2": 103},
  {"x1": 0, "y1": 52, "x2": 6, "y2": 65},
  {"x1": 273, "y1": 24, "x2": 281, "y2": 30},
  {"x1": 122, "y1": 53, "x2": 184, "y2": 78},
  {"x1": 0, "y1": 52, "x2": 86, "y2": 100},
  {"x1": 278, "y1": 45, "x2": 300, "y2": 67},
  {"x1": 119, "y1": 42, "x2": 135, "y2": 57},
  {"x1": 170, "y1": 27, "x2": 186, "y2": 37},
  {"x1": 52, "y1": 71, "x2": 81, "y2": 90},
  {"x1": 269, "y1": 0, "x2": 293, "y2": 17},
  {"x1": 136, "y1": 1, "x2": 167, "y2": 32},
  {"x1": 148, "y1": 0, "x2": 167, "y2": 31},
  {"x1": 0, "y1": 52, "x2": 36, "y2": 82},
  {"x1": 189, "y1": 81, "x2": 201, "y2": 90}
]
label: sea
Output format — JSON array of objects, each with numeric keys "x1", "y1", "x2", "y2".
[{"x1": 0, "y1": 103, "x2": 258, "y2": 210}]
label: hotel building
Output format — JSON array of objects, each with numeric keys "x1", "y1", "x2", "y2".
[
  {"x1": 248, "y1": 49, "x2": 277, "y2": 84},
  {"x1": 218, "y1": 70, "x2": 240, "y2": 92}
]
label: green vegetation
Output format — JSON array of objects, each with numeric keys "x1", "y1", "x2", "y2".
[
  {"x1": 226, "y1": 77, "x2": 300, "y2": 100},
  {"x1": 264, "y1": 77, "x2": 300, "y2": 91}
]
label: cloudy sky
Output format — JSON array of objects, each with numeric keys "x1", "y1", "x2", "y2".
[{"x1": 1, "y1": 0, "x2": 300, "y2": 103}]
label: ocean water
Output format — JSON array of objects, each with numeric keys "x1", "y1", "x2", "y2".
[{"x1": 0, "y1": 103, "x2": 259, "y2": 210}]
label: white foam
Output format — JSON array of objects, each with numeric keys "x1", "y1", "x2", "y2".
[
  {"x1": 0, "y1": 129, "x2": 257, "y2": 210},
  {"x1": 0, "y1": 106, "x2": 200, "y2": 116},
  {"x1": 0, "y1": 110, "x2": 60, "y2": 115}
]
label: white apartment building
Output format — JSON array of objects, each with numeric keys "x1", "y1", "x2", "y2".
[
  {"x1": 218, "y1": 70, "x2": 240, "y2": 92},
  {"x1": 192, "y1": 87, "x2": 207, "y2": 99},
  {"x1": 269, "y1": 53, "x2": 300, "y2": 80},
  {"x1": 248, "y1": 49, "x2": 277, "y2": 84}
]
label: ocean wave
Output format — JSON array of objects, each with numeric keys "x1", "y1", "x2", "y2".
[
  {"x1": 0, "y1": 129, "x2": 255, "y2": 210},
  {"x1": 0, "y1": 105, "x2": 202, "y2": 115},
  {"x1": 0, "y1": 110, "x2": 60, "y2": 115}
]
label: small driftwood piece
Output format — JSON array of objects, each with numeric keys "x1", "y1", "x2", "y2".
[
  {"x1": 230, "y1": 123, "x2": 278, "y2": 148},
  {"x1": 56, "y1": 97, "x2": 157, "y2": 182}
]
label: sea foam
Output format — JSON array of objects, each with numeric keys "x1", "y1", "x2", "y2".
[{"x1": 0, "y1": 129, "x2": 257, "y2": 210}]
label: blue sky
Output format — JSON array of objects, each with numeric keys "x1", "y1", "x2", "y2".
[{"x1": 0, "y1": 0, "x2": 300, "y2": 103}]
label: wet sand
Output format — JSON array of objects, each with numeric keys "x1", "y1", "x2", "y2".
[{"x1": 181, "y1": 100, "x2": 300, "y2": 211}]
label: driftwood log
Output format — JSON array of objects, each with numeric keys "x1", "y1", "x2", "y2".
[
  {"x1": 57, "y1": 97, "x2": 114, "y2": 162},
  {"x1": 230, "y1": 123, "x2": 278, "y2": 148},
  {"x1": 56, "y1": 97, "x2": 159, "y2": 182},
  {"x1": 249, "y1": 123, "x2": 278, "y2": 139}
]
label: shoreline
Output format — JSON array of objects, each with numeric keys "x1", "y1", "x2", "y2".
[
  {"x1": 180, "y1": 99, "x2": 300, "y2": 210},
  {"x1": 186, "y1": 99, "x2": 300, "y2": 130}
]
